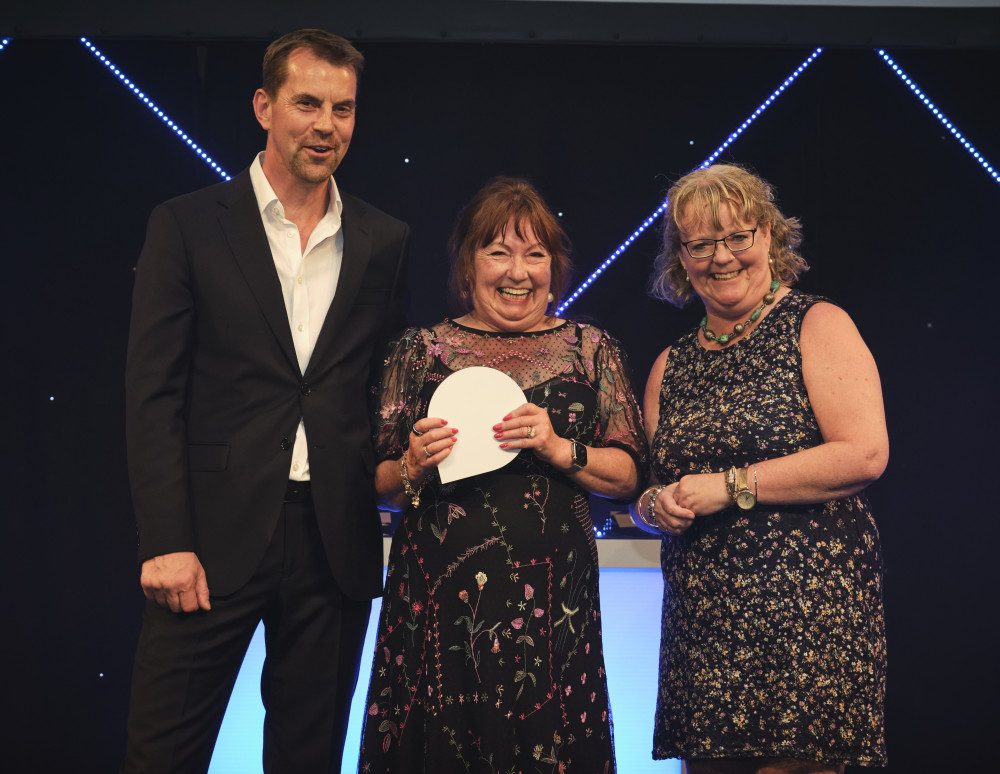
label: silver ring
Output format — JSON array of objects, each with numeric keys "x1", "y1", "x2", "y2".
[
  {"x1": 411, "y1": 422, "x2": 424, "y2": 437},
  {"x1": 525, "y1": 426, "x2": 535, "y2": 439},
  {"x1": 424, "y1": 445, "x2": 432, "y2": 458}
]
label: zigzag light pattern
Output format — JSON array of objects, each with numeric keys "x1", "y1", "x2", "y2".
[
  {"x1": 557, "y1": 47, "x2": 824, "y2": 315},
  {"x1": 877, "y1": 49, "x2": 998, "y2": 187},
  {"x1": 80, "y1": 37, "x2": 232, "y2": 181}
]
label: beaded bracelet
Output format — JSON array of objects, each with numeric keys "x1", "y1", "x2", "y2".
[
  {"x1": 639, "y1": 485, "x2": 667, "y2": 531},
  {"x1": 399, "y1": 456, "x2": 425, "y2": 508}
]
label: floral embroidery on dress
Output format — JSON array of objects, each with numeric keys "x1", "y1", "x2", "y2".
[{"x1": 357, "y1": 320, "x2": 647, "y2": 774}]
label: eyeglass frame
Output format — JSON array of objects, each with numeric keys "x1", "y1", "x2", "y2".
[{"x1": 680, "y1": 226, "x2": 758, "y2": 260}]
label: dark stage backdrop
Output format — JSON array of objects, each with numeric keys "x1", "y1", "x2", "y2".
[{"x1": 1, "y1": 38, "x2": 997, "y2": 771}]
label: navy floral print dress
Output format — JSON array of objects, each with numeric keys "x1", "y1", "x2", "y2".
[
  {"x1": 650, "y1": 291, "x2": 887, "y2": 767},
  {"x1": 357, "y1": 320, "x2": 647, "y2": 774}
]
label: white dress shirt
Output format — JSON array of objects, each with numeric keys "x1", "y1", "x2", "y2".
[{"x1": 249, "y1": 153, "x2": 344, "y2": 482}]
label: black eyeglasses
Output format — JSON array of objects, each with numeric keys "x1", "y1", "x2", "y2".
[{"x1": 681, "y1": 226, "x2": 758, "y2": 260}]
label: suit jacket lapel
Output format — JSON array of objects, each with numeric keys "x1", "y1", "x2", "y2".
[
  {"x1": 305, "y1": 195, "x2": 372, "y2": 378},
  {"x1": 216, "y1": 171, "x2": 299, "y2": 373}
]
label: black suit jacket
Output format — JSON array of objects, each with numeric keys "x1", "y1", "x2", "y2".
[{"x1": 125, "y1": 169, "x2": 409, "y2": 599}]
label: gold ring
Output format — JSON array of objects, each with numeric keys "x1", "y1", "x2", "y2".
[
  {"x1": 424, "y1": 445, "x2": 432, "y2": 458},
  {"x1": 526, "y1": 426, "x2": 535, "y2": 439}
]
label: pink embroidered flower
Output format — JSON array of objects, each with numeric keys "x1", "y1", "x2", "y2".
[
  {"x1": 565, "y1": 685, "x2": 572, "y2": 696},
  {"x1": 534, "y1": 608, "x2": 544, "y2": 617},
  {"x1": 524, "y1": 583, "x2": 534, "y2": 600},
  {"x1": 396, "y1": 655, "x2": 404, "y2": 666},
  {"x1": 580, "y1": 712, "x2": 586, "y2": 723},
  {"x1": 368, "y1": 702, "x2": 378, "y2": 716},
  {"x1": 459, "y1": 589, "x2": 469, "y2": 602},
  {"x1": 568, "y1": 412, "x2": 577, "y2": 423},
  {"x1": 474, "y1": 350, "x2": 485, "y2": 358},
  {"x1": 411, "y1": 601, "x2": 423, "y2": 614},
  {"x1": 511, "y1": 618, "x2": 524, "y2": 629},
  {"x1": 427, "y1": 342, "x2": 444, "y2": 358},
  {"x1": 563, "y1": 334, "x2": 578, "y2": 344}
]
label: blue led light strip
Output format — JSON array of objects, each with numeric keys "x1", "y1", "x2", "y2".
[
  {"x1": 80, "y1": 37, "x2": 231, "y2": 181},
  {"x1": 557, "y1": 47, "x2": 824, "y2": 316},
  {"x1": 877, "y1": 49, "x2": 998, "y2": 188},
  {"x1": 0, "y1": 38, "x2": 11, "y2": 52}
]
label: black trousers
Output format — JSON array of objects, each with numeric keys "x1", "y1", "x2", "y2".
[{"x1": 121, "y1": 496, "x2": 372, "y2": 773}]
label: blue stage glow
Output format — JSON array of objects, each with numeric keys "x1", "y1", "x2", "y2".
[
  {"x1": 0, "y1": 38, "x2": 10, "y2": 52},
  {"x1": 79, "y1": 37, "x2": 232, "y2": 181},
  {"x1": 556, "y1": 47, "x2": 824, "y2": 316},
  {"x1": 877, "y1": 49, "x2": 999, "y2": 187}
]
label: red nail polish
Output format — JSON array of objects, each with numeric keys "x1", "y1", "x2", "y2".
[
  {"x1": 492, "y1": 423, "x2": 502, "y2": 431},
  {"x1": 493, "y1": 432, "x2": 502, "y2": 439},
  {"x1": 502, "y1": 414, "x2": 512, "y2": 421},
  {"x1": 499, "y1": 442, "x2": 508, "y2": 449},
  {"x1": 440, "y1": 419, "x2": 448, "y2": 425}
]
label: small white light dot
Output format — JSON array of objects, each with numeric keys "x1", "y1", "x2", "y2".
[{"x1": 50, "y1": 396, "x2": 55, "y2": 401}]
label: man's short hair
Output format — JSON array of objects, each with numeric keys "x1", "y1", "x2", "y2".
[{"x1": 262, "y1": 29, "x2": 365, "y2": 97}]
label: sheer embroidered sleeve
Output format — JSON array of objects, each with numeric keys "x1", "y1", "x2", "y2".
[
  {"x1": 373, "y1": 327, "x2": 431, "y2": 463},
  {"x1": 589, "y1": 327, "x2": 650, "y2": 480}
]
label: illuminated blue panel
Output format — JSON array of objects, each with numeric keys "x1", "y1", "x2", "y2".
[
  {"x1": 557, "y1": 47, "x2": 824, "y2": 316},
  {"x1": 212, "y1": 563, "x2": 674, "y2": 773},
  {"x1": 877, "y1": 49, "x2": 999, "y2": 187},
  {"x1": 79, "y1": 37, "x2": 232, "y2": 181}
]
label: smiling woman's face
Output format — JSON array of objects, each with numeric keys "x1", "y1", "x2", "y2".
[
  {"x1": 678, "y1": 201, "x2": 772, "y2": 321},
  {"x1": 466, "y1": 217, "x2": 553, "y2": 333}
]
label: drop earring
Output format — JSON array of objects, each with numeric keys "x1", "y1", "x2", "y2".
[{"x1": 547, "y1": 292, "x2": 554, "y2": 303}]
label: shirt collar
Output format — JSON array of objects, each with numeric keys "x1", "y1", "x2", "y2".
[{"x1": 248, "y1": 151, "x2": 343, "y2": 225}]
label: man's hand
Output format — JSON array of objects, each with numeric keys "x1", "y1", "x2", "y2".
[{"x1": 140, "y1": 551, "x2": 211, "y2": 613}]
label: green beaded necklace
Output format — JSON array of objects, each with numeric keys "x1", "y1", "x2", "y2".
[{"x1": 700, "y1": 280, "x2": 780, "y2": 345}]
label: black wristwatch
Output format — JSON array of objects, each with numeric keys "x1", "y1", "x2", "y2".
[{"x1": 568, "y1": 440, "x2": 588, "y2": 472}]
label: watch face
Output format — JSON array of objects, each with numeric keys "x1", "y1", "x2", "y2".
[
  {"x1": 735, "y1": 490, "x2": 756, "y2": 510},
  {"x1": 571, "y1": 441, "x2": 587, "y2": 470}
]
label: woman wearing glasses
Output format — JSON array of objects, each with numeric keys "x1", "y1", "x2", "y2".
[{"x1": 631, "y1": 164, "x2": 888, "y2": 774}]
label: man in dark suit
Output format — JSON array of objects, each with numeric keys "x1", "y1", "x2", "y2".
[{"x1": 122, "y1": 29, "x2": 409, "y2": 773}]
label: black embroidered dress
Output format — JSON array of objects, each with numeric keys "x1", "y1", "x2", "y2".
[
  {"x1": 649, "y1": 290, "x2": 887, "y2": 766},
  {"x1": 357, "y1": 320, "x2": 647, "y2": 774}
]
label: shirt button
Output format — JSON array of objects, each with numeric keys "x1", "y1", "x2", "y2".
[
  {"x1": 280, "y1": 437, "x2": 292, "y2": 451},
  {"x1": 292, "y1": 463, "x2": 300, "y2": 472},
  {"x1": 297, "y1": 323, "x2": 304, "y2": 332},
  {"x1": 287, "y1": 231, "x2": 295, "y2": 238},
  {"x1": 300, "y1": 382, "x2": 312, "y2": 396},
  {"x1": 297, "y1": 277, "x2": 303, "y2": 284}
]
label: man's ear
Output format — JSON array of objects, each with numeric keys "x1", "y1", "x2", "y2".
[{"x1": 252, "y1": 89, "x2": 272, "y2": 131}]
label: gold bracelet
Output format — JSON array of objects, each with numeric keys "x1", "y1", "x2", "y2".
[
  {"x1": 725, "y1": 466, "x2": 738, "y2": 505},
  {"x1": 399, "y1": 456, "x2": 425, "y2": 508}
]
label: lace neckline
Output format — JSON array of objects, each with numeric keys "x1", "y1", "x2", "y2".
[{"x1": 443, "y1": 318, "x2": 573, "y2": 339}]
